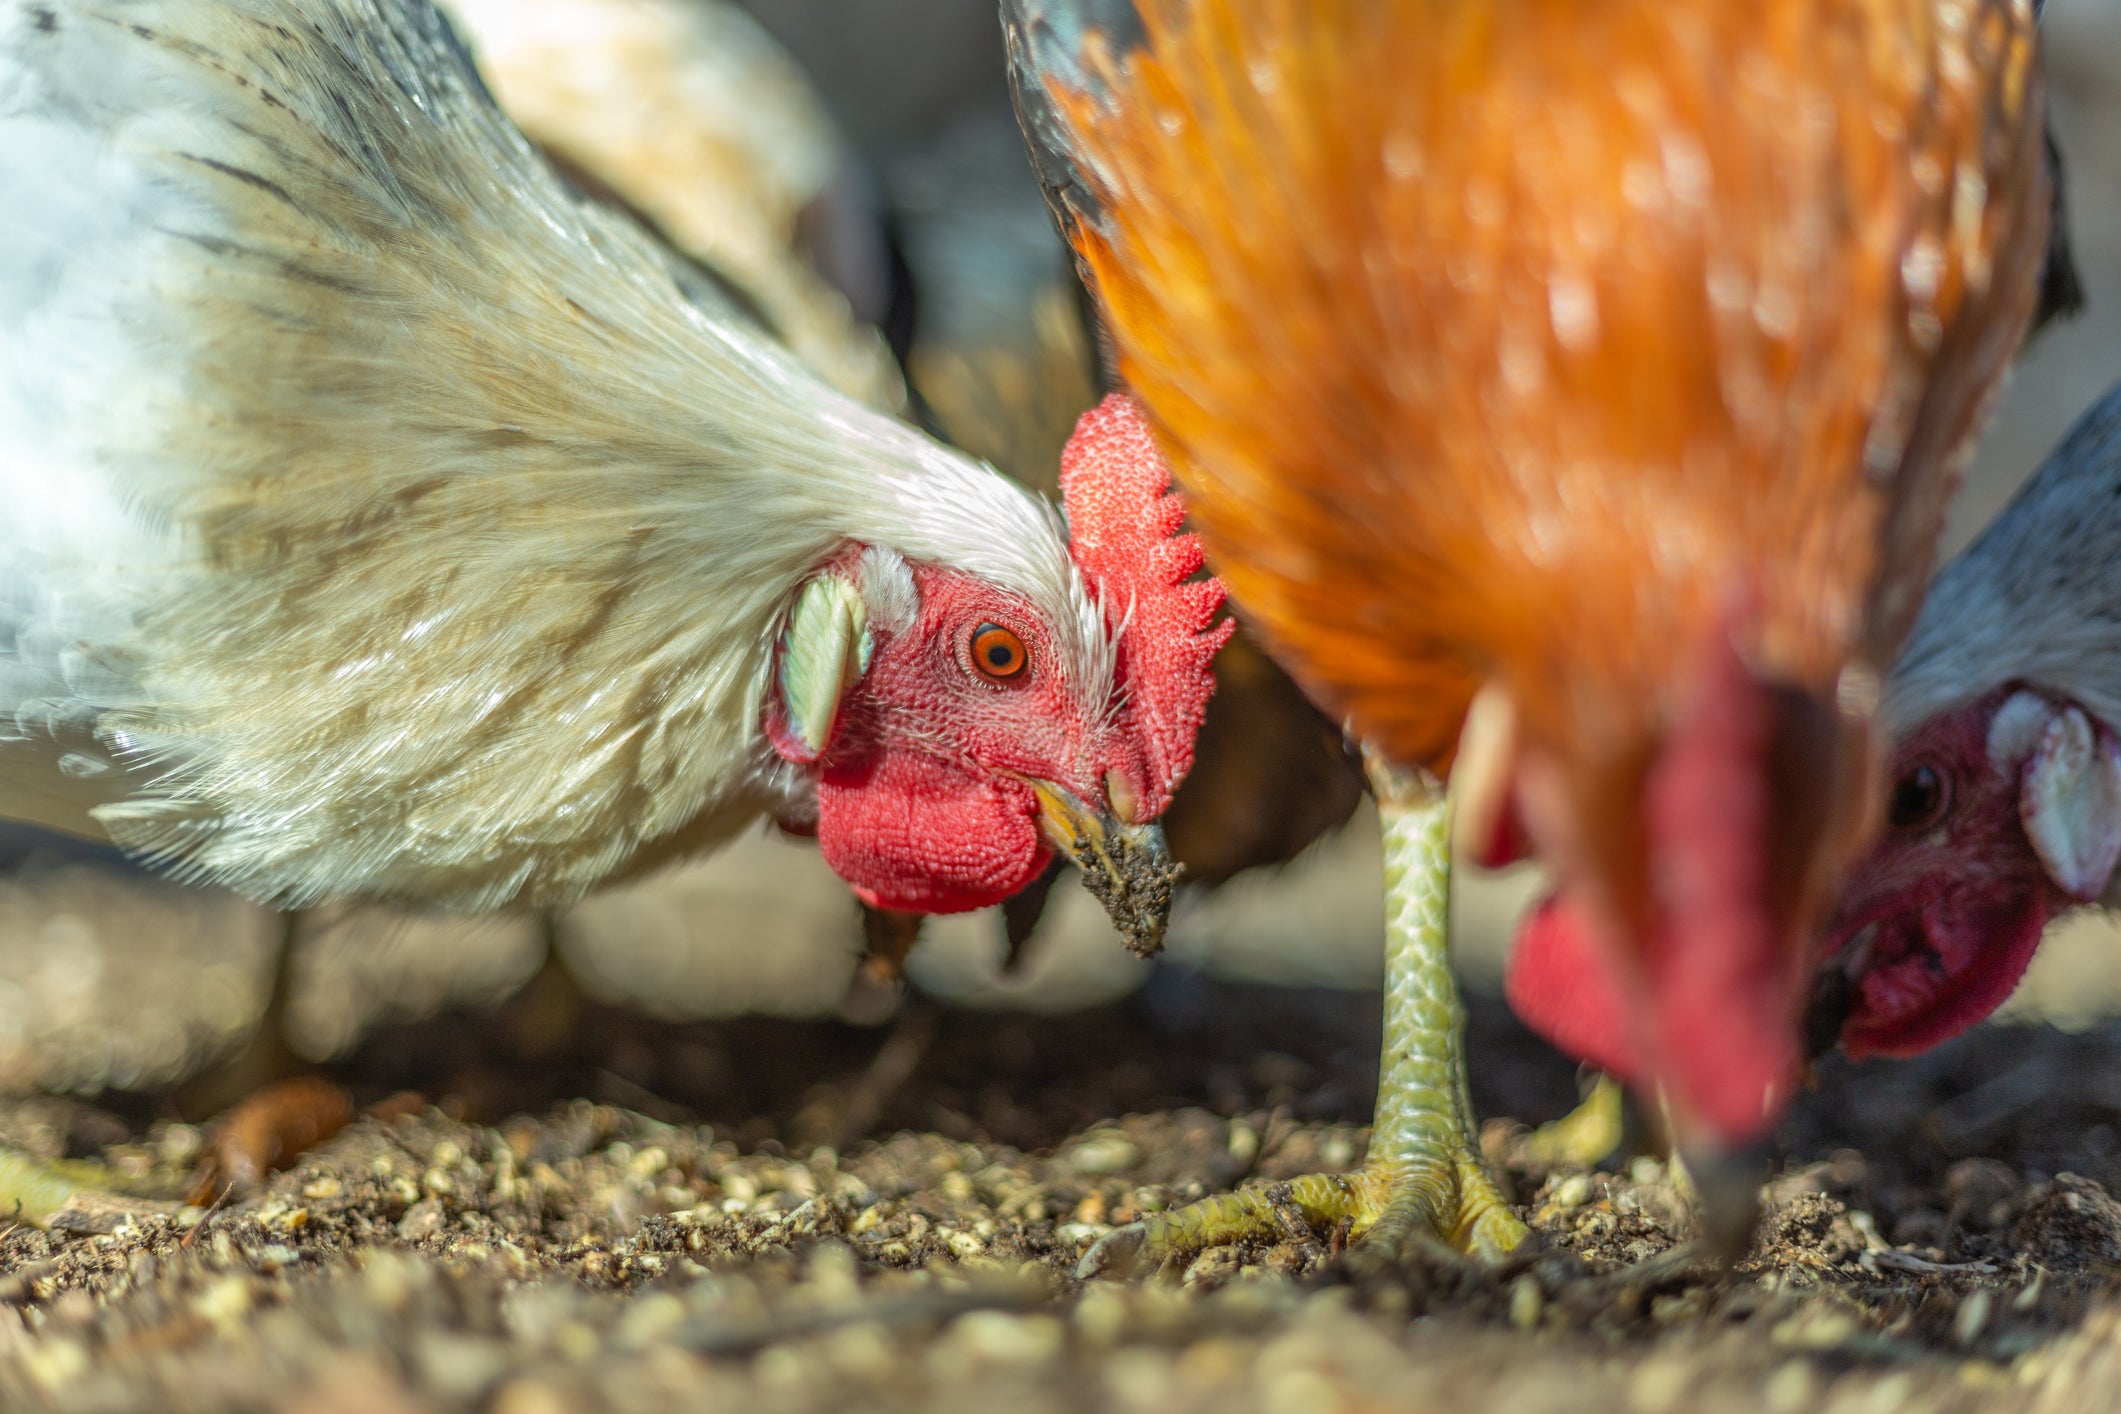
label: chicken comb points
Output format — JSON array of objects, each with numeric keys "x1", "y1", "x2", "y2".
[{"x1": 1059, "y1": 393, "x2": 1235, "y2": 811}]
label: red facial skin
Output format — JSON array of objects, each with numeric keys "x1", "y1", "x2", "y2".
[
  {"x1": 1508, "y1": 683, "x2": 2070, "y2": 1091},
  {"x1": 771, "y1": 560, "x2": 1159, "y2": 916},
  {"x1": 1825, "y1": 686, "x2": 2064, "y2": 1060}
]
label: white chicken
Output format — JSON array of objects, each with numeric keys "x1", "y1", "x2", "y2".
[{"x1": 0, "y1": 0, "x2": 1225, "y2": 942}]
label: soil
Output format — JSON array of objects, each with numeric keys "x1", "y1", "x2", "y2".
[{"x1": 0, "y1": 975, "x2": 2117, "y2": 1412}]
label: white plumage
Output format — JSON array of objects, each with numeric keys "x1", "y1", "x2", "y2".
[
  {"x1": 0, "y1": 0, "x2": 1114, "y2": 910},
  {"x1": 433, "y1": 0, "x2": 904, "y2": 410}
]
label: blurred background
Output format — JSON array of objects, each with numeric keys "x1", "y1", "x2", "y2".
[{"x1": 1, "y1": 0, "x2": 2118, "y2": 1101}]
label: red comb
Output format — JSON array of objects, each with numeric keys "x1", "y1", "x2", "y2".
[{"x1": 1059, "y1": 393, "x2": 1235, "y2": 813}]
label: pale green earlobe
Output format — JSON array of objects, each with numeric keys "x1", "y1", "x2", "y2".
[{"x1": 778, "y1": 572, "x2": 873, "y2": 761}]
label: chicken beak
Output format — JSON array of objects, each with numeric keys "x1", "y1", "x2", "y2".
[
  {"x1": 1028, "y1": 779, "x2": 1181, "y2": 960},
  {"x1": 1676, "y1": 1136, "x2": 1774, "y2": 1264},
  {"x1": 1802, "y1": 922, "x2": 1878, "y2": 1062}
]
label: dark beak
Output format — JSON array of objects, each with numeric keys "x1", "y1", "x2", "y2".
[
  {"x1": 1029, "y1": 780, "x2": 1181, "y2": 958},
  {"x1": 1802, "y1": 922, "x2": 1878, "y2": 1061}
]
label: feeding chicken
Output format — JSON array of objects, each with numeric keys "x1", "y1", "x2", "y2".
[
  {"x1": 1510, "y1": 73, "x2": 2083, "y2": 1113},
  {"x1": 1008, "y1": 0, "x2": 2051, "y2": 1270},
  {"x1": 1821, "y1": 386, "x2": 2121, "y2": 1060},
  {"x1": 0, "y1": 0, "x2": 1231, "y2": 983},
  {"x1": 1519, "y1": 382, "x2": 2121, "y2": 1090},
  {"x1": 0, "y1": 0, "x2": 918, "y2": 1146}
]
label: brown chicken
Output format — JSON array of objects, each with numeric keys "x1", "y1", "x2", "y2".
[{"x1": 1008, "y1": 0, "x2": 2052, "y2": 1270}]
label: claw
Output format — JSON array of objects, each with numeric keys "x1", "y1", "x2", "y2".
[
  {"x1": 1076, "y1": 1221, "x2": 1148, "y2": 1280},
  {"x1": 1518, "y1": 1073, "x2": 1626, "y2": 1169}
]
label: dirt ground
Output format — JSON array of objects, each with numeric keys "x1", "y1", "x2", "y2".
[{"x1": 1, "y1": 977, "x2": 2120, "y2": 1413}]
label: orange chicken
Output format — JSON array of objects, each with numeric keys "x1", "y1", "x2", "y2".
[{"x1": 1007, "y1": 0, "x2": 2053, "y2": 1269}]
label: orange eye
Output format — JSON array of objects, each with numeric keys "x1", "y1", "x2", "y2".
[{"x1": 970, "y1": 622, "x2": 1028, "y2": 681}]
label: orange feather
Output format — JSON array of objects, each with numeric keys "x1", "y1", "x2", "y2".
[{"x1": 1048, "y1": 0, "x2": 2047, "y2": 845}]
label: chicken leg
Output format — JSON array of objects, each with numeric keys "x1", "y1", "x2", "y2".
[{"x1": 1080, "y1": 763, "x2": 1528, "y2": 1276}]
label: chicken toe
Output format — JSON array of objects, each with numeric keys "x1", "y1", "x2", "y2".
[
  {"x1": 1079, "y1": 776, "x2": 1529, "y2": 1277},
  {"x1": 1517, "y1": 1074, "x2": 1628, "y2": 1171}
]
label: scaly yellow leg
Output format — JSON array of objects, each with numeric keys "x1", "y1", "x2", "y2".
[{"x1": 1080, "y1": 765, "x2": 1530, "y2": 1276}]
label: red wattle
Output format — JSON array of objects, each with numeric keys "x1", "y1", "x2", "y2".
[
  {"x1": 815, "y1": 749, "x2": 1051, "y2": 915},
  {"x1": 1505, "y1": 895, "x2": 1646, "y2": 1081},
  {"x1": 1839, "y1": 886, "x2": 2054, "y2": 1059}
]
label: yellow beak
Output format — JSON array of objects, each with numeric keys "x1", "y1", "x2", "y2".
[{"x1": 1029, "y1": 779, "x2": 1180, "y2": 958}]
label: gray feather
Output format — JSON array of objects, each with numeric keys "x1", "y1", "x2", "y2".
[{"x1": 1889, "y1": 382, "x2": 2121, "y2": 740}]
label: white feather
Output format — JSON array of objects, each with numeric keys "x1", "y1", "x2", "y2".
[{"x1": 0, "y1": 0, "x2": 1114, "y2": 909}]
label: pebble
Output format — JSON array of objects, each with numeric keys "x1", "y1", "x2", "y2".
[
  {"x1": 1954, "y1": 1289, "x2": 1994, "y2": 1347},
  {"x1": 940, "y1": 1311, "x2": 1066, "y2": 1368},
  {"x1": 20, "y1": 1338, "x2": 87, "y2": 1390},
  {"x1": 412, "y1": 1331, "x2": 511, "y2": 1400},
  {"x1": 399, "y1": 1199, "x2": 446, "y2": 1241},
  {"x1": 1068, "y1": 1135, "x2": 1141, "y2": 1177},
  {"x1": 253, "y1": 1245, "x2": 301, "y2": 1273},
  {"x1": 196, "y1": 1275, "x2": 254, "y2": 1331},
  {"x1": 490, "y1": 1380, "x2": 573, "y2": 1414},
  {"x1": 1765, "y1": 1360, "x2": 1818, "y2": 1412},
  {"x1": 1773, "y1": 1311, "x2": 1859, "y2": 1351},
  {"x1": 1101, "y1": 1347, "x2": 1175, "y2": 1407},
  {"x1": 1510, "y1": 1273, "x2": 1544, "y2": 1330},
  {"x1": 824, "y1": 1321, "x2": 896, "y2": 1380},
  {"x1": 555, "y1": 1321, "x2": 602, "y2": 1364},
  {"x1": 1549, "y1": 1173, "x2": 1594, "y2": 1209},
  {"x1": 157, "y1": 1124, "x2": 204, "y2": 1168},
  {"x1": 1072, "y1": 1285, "x2": 1130, "y2": 1348},
  {"x1": 1627, "y1": 1355, "x2": 1692, "y2": 1413},
  {"x1": 615, "y1": 1293, "x2": 687, "y2": 1349}
]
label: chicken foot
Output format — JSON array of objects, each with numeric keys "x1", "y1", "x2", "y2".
[
  {"x1": 1078, "y1": 770, "x2": 1530, "y2": 1277},
  {"x1": 1516, "y1": 1073, "x2": 1627, "y2": 1169}
]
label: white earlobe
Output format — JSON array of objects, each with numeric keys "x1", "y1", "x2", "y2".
[
  {"x1": 2020, "y1": 704, "x2": 2121, "y2": 902},
  {"x1": 777, "y1": 573, "x2": 873, "y2": 762}
]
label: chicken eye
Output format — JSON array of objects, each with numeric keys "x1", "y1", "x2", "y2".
[
  {"x1": 1887, "y1": 763, "x2": 1948, "y2": 830},
  {"x1": 969, "y1": 623, "x2": 1028, "y2": 681}
]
